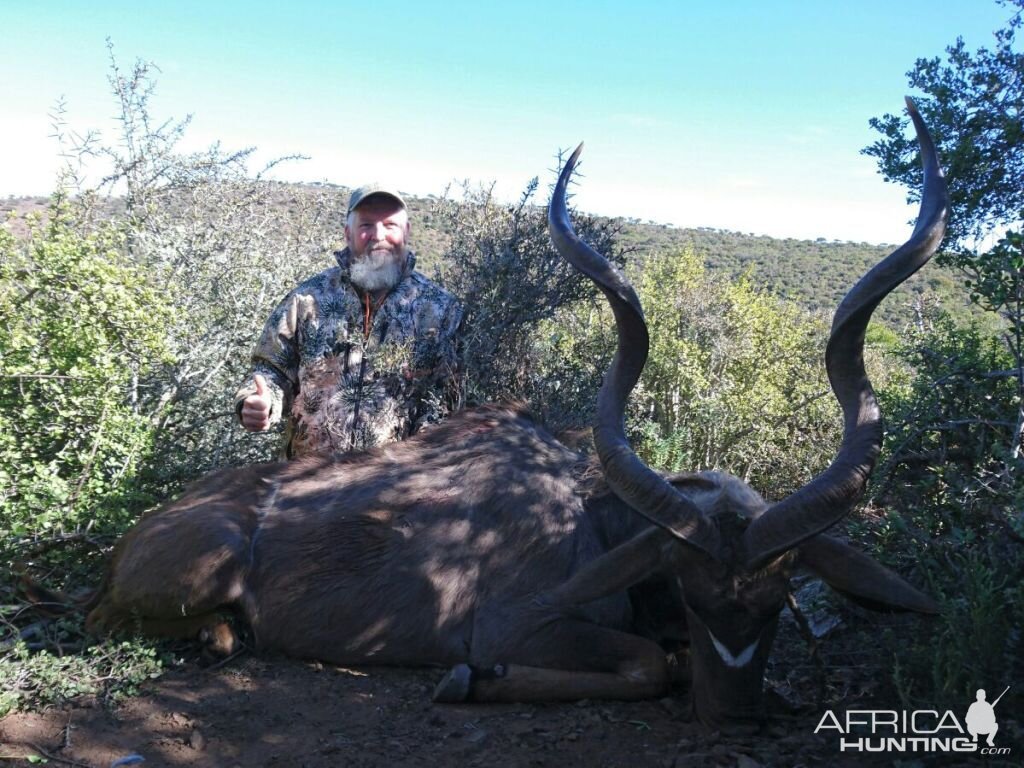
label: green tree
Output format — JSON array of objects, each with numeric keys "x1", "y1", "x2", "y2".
[
  {"x1": 863, "y1": 0, "x2": 1024, "y2": 246},
  {"x1": 869, "y1": 310, "x2": 1024, "y2": 713},
  {"x1": 631, "y1": 251, "x2": 843, "y2": 494},
  {"x1": 862, "y1": 3, "x2": 1024, "y2": 717},
  {"x1": 53, "y1": 45, "x2": 341, "y2": 490},
  {"x1": 875, "y1": 314, "x2": 1018, "y2": 534},
  {"x1": 434, "y1": 174, "x2": 625, "y2": 411},
  {"x1": 536, "y1": 249, "x2": 856, "y2": 496},
  {"x1": 0, "y1": 199, "x2": 172, "y2": 544},
  {"x1": 864, "y1": 0, "x2": 1024, "y2": 464}
]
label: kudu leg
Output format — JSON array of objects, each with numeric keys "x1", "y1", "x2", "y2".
[
  {"x1": 143, "y1": 614, "x2": 241, "y2": 657},
  {"x1": 543, "y1": 526, "x2": 669, "y2": 608},
  {"x1": 87, "y1": 604, "x2": 241, "y2": 657},
  {"x1": 436, "y1": 621, "x2": 670, "y2": 703}
]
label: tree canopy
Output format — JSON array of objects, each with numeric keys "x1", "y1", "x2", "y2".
[{"x1": 863, "y1": 0, "x2": 1024, "y2": 247}]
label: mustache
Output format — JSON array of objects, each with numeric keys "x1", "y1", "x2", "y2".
[{"x1": 354, "y1": 245, "x2": 403, "y2": 263}]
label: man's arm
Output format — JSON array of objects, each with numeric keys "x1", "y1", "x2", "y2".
[{"x1": 235, "y1": 292, "x2": 304, "y2": 431}]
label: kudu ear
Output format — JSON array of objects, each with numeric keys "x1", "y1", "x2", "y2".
[{"x1": 797, "y1": 534, "x2": 939, "y2": 614}]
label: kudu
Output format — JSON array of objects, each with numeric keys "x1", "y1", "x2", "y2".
[{"x1": 81, "y1": 100, "x2": 946, "y2": 726}]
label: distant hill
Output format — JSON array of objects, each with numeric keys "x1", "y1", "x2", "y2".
[
  {"x1": 3, "y1": 185, "x2": 970, "y2": 330},
  {"x1": 615, "y1": 221, "x2": 971, "y2": 328}
]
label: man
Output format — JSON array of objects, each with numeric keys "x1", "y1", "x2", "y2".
[
  {"x1": 965, "y1": 688, "x2": 1002, "y2": 748},
  {"x1": 236, "y1": 185, "x2": 463, "y2": 458}
]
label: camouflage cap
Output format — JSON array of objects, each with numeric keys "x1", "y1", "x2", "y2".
[{"x1": 347, "y1": 184, "x2": 407, "y2": 216}]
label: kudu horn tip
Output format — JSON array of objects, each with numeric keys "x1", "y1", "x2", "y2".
[
  {"x1": 904, "y1": 97, "x2": 943, "y2": 182},
  {"x1": 559, "y1": 143, "x2": 585, "y2": 184}
]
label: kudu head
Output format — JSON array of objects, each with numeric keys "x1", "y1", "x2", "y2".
[{"x1": 548, "y1": 98, "x2": 948, "y2": 727}]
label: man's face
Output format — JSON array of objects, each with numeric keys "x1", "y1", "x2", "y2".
[
  {"x1": 346, "y1": 197, "x2": 409, "y2": 258},
  {"x1": 344, "y1": 197, "x2": 410, "y2": 292}
]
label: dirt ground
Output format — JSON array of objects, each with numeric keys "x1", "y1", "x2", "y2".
[
  {"x1": 2, "y1": 611, "x2": 1015, "y2": 768},
  {"x1": 0, "y1": 657, "x2": 858, "y2": 768}
]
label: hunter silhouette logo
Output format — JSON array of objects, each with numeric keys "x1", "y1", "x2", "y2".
[{"x1": 965, "y1": 686, "x2": 1009, "y2": 748}]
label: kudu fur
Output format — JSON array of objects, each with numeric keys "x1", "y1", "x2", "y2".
[{"x1": 81, "y1": 100, "x2": 946, "y2": 726}]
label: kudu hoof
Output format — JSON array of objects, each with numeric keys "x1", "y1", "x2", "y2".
[
  {"x1": 432, "y1": 664, "x2": 473, "y2": 703},
  {"x1": 198, "y1": 621, "x2": 241, "y2": 660}
]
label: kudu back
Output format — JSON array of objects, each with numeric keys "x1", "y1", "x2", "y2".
[{"x1": 85, "y1": 100, "x2": 946, "y2": 726}]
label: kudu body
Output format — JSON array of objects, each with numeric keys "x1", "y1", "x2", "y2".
[{"x1": 84, "y1": 101, "x2": 947, "y2": 725}]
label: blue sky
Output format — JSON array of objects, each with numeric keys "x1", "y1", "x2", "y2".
[{"x1": 0, "y1": 1, "x2": 1014, "y2": 243}]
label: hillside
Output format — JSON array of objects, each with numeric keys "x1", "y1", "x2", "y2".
[
  {"x1": 616, "y1": 221, "x2": 970, "y2": 328},
  {"x1": 3, "y1": 185, "x2": 969, "y2": 329}
]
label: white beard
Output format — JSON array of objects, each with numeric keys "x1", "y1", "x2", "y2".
[{"x1": 350, "y1": 248, "x2": 404, "y2": 292}]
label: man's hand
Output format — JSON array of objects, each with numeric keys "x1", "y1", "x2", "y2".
[{"x1": 241, "y1": 374, "x2": 272, "y2": 432}]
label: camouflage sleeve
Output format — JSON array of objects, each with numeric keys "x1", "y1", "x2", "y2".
[
  {"x1": 411, "y1": 295, "x2": 464, "y2": 430},
  {"x1": 437, "y1": 296, "x2": 464, "y2": 384},
  {"x1": 234, "y1": 291, "x2": 304, "y2": 425}
]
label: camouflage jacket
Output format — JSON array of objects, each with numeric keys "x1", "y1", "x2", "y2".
[{"x1": 235, "y1": 249, "x2": 463, "y2": 458}]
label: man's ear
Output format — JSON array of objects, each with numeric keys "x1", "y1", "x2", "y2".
[{"x1": 797, "y1": 534, "x2": 939, "y2": 614}]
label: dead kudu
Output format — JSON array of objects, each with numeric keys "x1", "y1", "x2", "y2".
[{"x1": 75, "y1": 100, "x2": 945, "y2": 726}]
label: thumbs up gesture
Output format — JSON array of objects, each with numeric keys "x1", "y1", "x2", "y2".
[{"x1": 241, "y1": 374, "x2": 273, "y2": 432}]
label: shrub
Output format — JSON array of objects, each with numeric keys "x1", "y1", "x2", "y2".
[{"x1": 0, "y1": 201, "x2": 171, "y2": 546}]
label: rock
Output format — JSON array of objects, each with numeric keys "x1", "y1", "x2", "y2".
[
  {"x1": 787, "y1": 580, "x2": 842, "y2": 639},
  {"x1": 723, "y1": 720, "x2": 760, "y2": 737},
  {"x1": 658, "y1": 697, "x2": 689, "y2": 718},
  {"x1": 675, "y1": 754, "x2": 712, "y2": 767},
  {"x1": 188, "y1": 729, "x2": 207, "y2": 751},
  {"x1": 508, "y1": 721, "x2": 538, "y2": 736},
  {"x1": 736, "y1": 755, "x2": 763, "y2": 768}
]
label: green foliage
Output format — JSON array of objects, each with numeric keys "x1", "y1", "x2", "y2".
[
  {"x1": 533, "y1": 249, "x2": 872, "y2": 494},
  {"x1": 864, "y1": 4, "x2": 1024, "y2": 463},
  {"x1": 0, "y1": 201, "x2": 172, "y2": 542},
  {"x1": 890, "y1": 544, "x2": 1023, "y2": 716},
  {"x1": 532, "y1": 300, "x2": 614, "y2": 434},
  {"x1": 875, "y1": 315, "x2": 1020, "y2": 537},
  {"x1": 862, "y1": 5, "x2": 1024, "y2": 721},
  {"x1": 433, "y1": 175, "x2": 625, "y2": 409},
  {"x1": 0, "y1": 636, "x2": 164, "y2": 716},
  {"x1": 629, "y1": 251, "x2": 839, "y2": 493},
  {"x1": 46, "y1": 46, "x2": 344, "y2": 492},
  {"x1": 863, "y1": 0, "x2": 1024, "y2": 247},
  {"x1": 868, "y1": 312, "x2": 1024, "y2": 717},
  {"x1": 616, "y1": 222, "x2": 973, "y2": 329}
]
